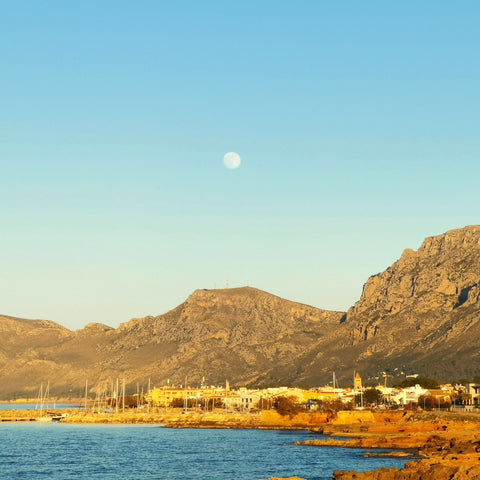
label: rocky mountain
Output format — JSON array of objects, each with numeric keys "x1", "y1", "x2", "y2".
[
  {"x1": 1, "y1": 225, "x2": 480, "y2": 399},
  {"x1": 340, "y1": 225, "x2": 480, "y2": 381},
  {"x1": 0, "y1": 288, "x2": 344, "y2": 399}
]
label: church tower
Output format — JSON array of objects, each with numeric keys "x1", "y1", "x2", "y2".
[{"x1": 354, "y1": 372, "x2": 362, "y2": 391}]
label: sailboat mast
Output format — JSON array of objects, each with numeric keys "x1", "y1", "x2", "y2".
[
  {"x1": 44, "y1": 382, "x2": 49, "y2": 410},
  {"x1": 148, "y1": 378, "x2": 151, "y2": 413},
  {"x1": 184, "y1": 376, "x2": 188, "y2": 414},
  {"x1": 333, "y1": 372, "x2": 336, "y2": 400},
  {"x1": 116, "y1": 378, "x2": 119, "y2": 414},
  {"x1": 122, "y1": 378, "x2": 125, "y2": 413},
  {"x1": 36, "y1": 383, "x2": 43, "y2": 412}
]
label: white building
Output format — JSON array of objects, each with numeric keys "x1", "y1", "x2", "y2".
[
  {"x1": 466, "y1": 383, "x2": 480, "y2": 406},
  {"x1": 400, "y1": 384, "x2": 429, "y2": 405}
]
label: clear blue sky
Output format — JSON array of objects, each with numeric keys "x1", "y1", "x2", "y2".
[{"x1": 1, "y1": 1, "x2": 479, "y2": 329}]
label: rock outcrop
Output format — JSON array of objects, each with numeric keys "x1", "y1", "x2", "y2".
[
  {"x1": 348, "y1": 225, "x2": 480, "y2": 332},
  {"x1": 340, "y1": 225, "x2": 480, "y2": 380}
]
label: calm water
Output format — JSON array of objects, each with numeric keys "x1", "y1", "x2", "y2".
[{"x1": 0, "y1": 424, "x2": 413, "y2": 480}]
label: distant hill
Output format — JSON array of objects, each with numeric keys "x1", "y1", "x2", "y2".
[
  {"x1": 0, "y1": 287, "x2": 343, "y2": 398},
  {"x1": 2, "y1": 225, "x2": 480, "y2": 399}
]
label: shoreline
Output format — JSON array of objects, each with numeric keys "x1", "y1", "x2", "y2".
[
  {"x1": 298, "y1": 411, "x2": 480, "y2": 480},
  {"x1": 1, "y1": 408, "x2": 479, "y2": 479}
]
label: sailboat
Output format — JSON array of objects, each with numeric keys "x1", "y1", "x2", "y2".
[
  {"x1": 36, "y1": 382, "x2": 53, "y2": 422},
  {"x1": 35, "y1": 382, "x2": 66, "y2": 422}
]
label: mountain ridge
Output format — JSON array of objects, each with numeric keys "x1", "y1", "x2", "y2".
[{"x1": 2, "y1": 225, "x2": 480, "y2": 398}]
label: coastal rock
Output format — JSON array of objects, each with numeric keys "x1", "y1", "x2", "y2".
[
  {"x1": 267, "y1": 477, "x2": 307, "y2": 480},
  {"x1": 333, "y1": 459, "x2": 480, "y2": 480}
]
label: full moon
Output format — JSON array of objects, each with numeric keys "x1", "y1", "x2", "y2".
[{"x1": 223, "y1": 152, "x2": 241, "y2": 169}]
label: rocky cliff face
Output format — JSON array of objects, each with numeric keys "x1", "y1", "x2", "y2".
[
  {"x1": 342, "y1": 225, "x2": 480, "y2": 380},
  {"x1": 1, "y1": 226, "x2": 480, "y2": 398},
  {"x1": 349, "y1": 226, "x2": 480, "y2": 325}
]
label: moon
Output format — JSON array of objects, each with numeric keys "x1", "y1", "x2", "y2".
[{"x1": 223, "y1": 152, "x2": 241, "y2": 170}]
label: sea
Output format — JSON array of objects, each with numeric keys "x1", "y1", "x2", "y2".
[{"x1": 0, "y1": 421, "x2": 415, "y2": 480}]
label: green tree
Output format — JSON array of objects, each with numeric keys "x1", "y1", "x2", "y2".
[
  {"x1": 397, "y1": 377, "x2": 439, "y2": 389},
  {"x1": 355, "y1": 388, "x2": 383, "y2": 407},
  {"x1": 314, "y1": 399, "x2": 351, "y2": 413},
  {"x1": 170, "y1": 397, "x2": 196, "y2": 408},
  {"x1": 418, "y1": 394, "x2": 435, "y2": 410},
  {"x1": 274, "y1": 396, "x2": 303, "y2": 416}
]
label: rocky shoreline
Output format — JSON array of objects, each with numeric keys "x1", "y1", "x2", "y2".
[
  {"x1": 300, "y1": 412, "x2": 480, "y2": 479},
  {"x1": 1, "y1": 408, "x2": 480, "y2": 479}
]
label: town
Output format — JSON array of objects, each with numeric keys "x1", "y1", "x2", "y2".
[{"x1": 111, "y1": 373, "x2": 480, "y2": 413}]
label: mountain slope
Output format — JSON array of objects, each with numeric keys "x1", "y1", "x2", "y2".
[
  {"x1": 342, "y1": 225, "x2": 480, "y2": 380},
  {"x1": 2, "y1": 226, "x2": 480, "y2": 398},
  {"x1": 93, "y1": 287, "x2": 344, "y2": 387},
  {"x1": 0, "y1": 287, "x2": 344, "y2": 398}
]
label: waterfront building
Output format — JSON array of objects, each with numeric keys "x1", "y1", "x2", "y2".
[
  {"x1": 400, "y1": 384, "x2": 429, "y2": 405},
  {"x1": 465, "y1": 383, "x2": 480, "y2": 406}
]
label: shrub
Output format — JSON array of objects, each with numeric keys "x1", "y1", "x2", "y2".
[{"x1": 274, "y1": 396, "x2": 303, "y2": 415}]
